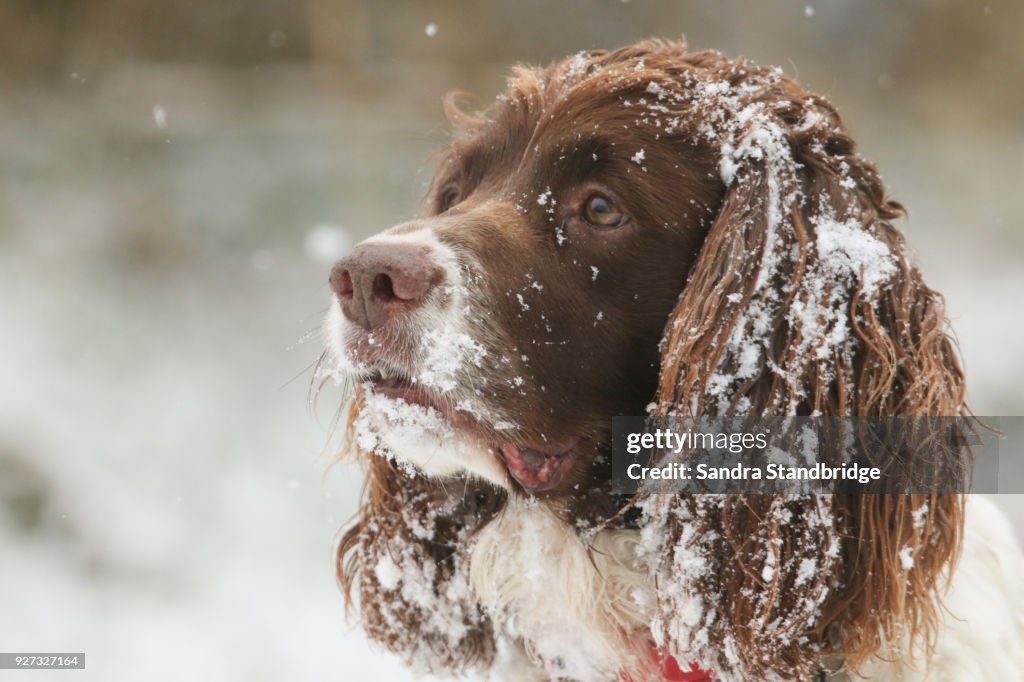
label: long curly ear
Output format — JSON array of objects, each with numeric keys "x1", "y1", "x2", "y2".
[
  {"x1": 336, "y1": 395, "x2": 504, "y2": 674},
  {"x1": 644, "y1": 62, "x2": 967, "y2": 680}
]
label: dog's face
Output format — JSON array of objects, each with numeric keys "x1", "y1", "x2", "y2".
[{"x1": 325, "y1": 54, "x2": 723, "y2": 495}]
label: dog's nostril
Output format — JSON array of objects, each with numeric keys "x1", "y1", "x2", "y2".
[
  {"x1": 372, "y1": 272, "x2": 398, "y2": 302},
  {"x1": 330, "y1": 267, "x2": 355, "y2": 302}
]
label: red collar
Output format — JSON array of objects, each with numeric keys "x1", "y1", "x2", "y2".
[{"x1": 620, "y1": 646, "x2": 712, "y2": 682}]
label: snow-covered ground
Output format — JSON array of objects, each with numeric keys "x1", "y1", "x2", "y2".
[{"x1": 1, "y1": 4, "x2": 1022, "y2": 681}]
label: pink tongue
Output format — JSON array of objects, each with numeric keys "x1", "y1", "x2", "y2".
[
  {"x1": 500, "y1": 444, "x2": 551, "y2": 487},
  {"x1": 517, "y1": 447, "x2": 549, "y2": 470},
  {"x1": 499, "y1": 442, "x2": 576, "y2": 491}
]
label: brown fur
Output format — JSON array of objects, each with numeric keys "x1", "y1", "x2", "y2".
[{"x1": 333, "y1": 40, "x2": 967, "y2": 680}]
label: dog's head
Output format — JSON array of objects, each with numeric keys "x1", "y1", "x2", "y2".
[
  {"x1": 327, "y1": 40, "x2": 968, "y2": 680},
  {"x1": 325, "y1": 42, "x2": 723, "y2": 496}
]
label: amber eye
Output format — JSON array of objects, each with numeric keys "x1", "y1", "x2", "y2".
[{"x1": 582, "y1": 194, "x2": 627, "y2": 229}]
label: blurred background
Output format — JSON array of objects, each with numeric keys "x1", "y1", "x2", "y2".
[{"x1": 1, "y1": 1, "x2": 1021, "y2": 680}]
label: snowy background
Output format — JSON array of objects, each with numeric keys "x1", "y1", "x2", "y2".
[{"x1": 1, "y1": 1, "x2": 1022, "y2": 680}]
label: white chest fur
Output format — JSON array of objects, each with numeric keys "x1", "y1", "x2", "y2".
[
  {"x1": 470, "y1": 499, "x2": 654, "y2": 682},
  {"x1": 467, "y1": 496, "x2": 1024, "y2": 682}
]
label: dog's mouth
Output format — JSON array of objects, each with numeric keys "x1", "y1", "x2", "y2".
[
  {"x1": 367, "y1": 366, "x2": 436, "y2": 409},
  {"x1": 358, "y1": 365, "x2": 581, "y2": 493}
]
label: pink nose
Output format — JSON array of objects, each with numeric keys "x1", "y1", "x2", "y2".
[{"x1": 330, "y1": 243, "x2": 444, "y2": 330}]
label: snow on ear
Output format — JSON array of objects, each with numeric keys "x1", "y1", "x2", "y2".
[{"x1": 645, "y1": 77, "x2": 968, "y2": 680}]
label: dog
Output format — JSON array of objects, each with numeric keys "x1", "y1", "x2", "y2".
[{"x1": 321, "y1": 40, "x2": 1024, "y2": 681}]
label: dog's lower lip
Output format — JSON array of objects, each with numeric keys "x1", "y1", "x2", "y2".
[
  {"x1": 371, "y1": 377, "x2": 435, "y2": 408},
  {"x1": 366, "y1": 370, "x2": 478, "y2": 429},
  {"x1": 376, "y1": 374, "x2": 407, "y2": 390}
]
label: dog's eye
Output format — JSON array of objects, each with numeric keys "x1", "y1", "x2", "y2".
[
  {"x1": 438, "y1": 186, "x2": 461, "y2": 213},
  {"x1": 582, "y1": 194, "x2": 627, "y2": 229}
]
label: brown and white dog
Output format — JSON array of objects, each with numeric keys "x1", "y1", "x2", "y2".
[{"x1": 321, "y1": 41, "x2": 1024, "y2": 681}]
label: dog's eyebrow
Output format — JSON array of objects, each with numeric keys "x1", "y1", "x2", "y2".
[
  {"x1": 438, "y1": 139, "x2": 601, "y2": 200},
  {"x1": 531, "y1": 133, "x2": 640, "y2": 186},
  {"x1": 444, "y1": 118, "x2": 646, "y2": 198}
]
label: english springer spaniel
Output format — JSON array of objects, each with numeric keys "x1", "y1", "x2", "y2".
[{"x1": 321, "y1": 40, "x2": 1024, "y2": 681}]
